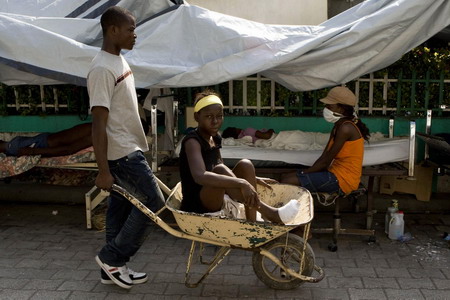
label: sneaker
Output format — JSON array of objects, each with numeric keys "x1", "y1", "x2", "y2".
[
  {"x1": 95, "y1": 255, "x2": 132, "y2": 289},
  {"x1": 101, "y1": 268, "x2": 148, "y2": 285}
]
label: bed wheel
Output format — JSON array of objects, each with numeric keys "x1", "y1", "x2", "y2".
[
  {"x1": 328, "y1": 242, "x2": 338, "y2": 252},
  {"x1": 252, "y1": 234, "x2": 315, "y2": 290}
]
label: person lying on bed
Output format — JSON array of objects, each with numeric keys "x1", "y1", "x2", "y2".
[
  {"x1": 0, "y1": 117, "x2": 150, "y2": 158},
  {"x1": 280, "y1": 86, "x2": 370, "y2": 198},
  {"x1": 222, "y1": 126, "x2": 275, "y2": 143},
  {"x1": 0, "y1": 123, "x2": 92, "y2": 157},
  {"x1": 179, "y1": 89, "x2": 300, "y2": 224}
]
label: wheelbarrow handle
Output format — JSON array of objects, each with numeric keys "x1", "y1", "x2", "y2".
[
  {"x1": 110, "y1": 184, "x2": 231, "y2": 248},
  {"x1": 111, "y1": 184, "x2": 158, "y2": 220}
]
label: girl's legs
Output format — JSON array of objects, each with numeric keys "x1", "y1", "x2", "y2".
[
  {"x1": 231, "y1": 159, "x2": 257, "y2": 221},
  {"x1": 232, "y1": 159, "x2": 281, "y2": 223},
  {"x1": 199, "y1": 159, "x2": 282, "y2": 223},
  {"x1": 198, "y1": 165, "x2": 228, "y2": 212}
]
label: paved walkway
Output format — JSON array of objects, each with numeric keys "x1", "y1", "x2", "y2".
[{"x1": 0, "y1": 201, "x2": 449, "y2": 299}]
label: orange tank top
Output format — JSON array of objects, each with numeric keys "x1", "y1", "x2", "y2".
[{"x1": 327, "y1": 121, "x2": 364, "y2": 194}]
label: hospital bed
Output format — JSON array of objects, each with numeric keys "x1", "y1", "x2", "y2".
[
  {"x1": 0, "y1": 146, "x2": 96, "y2": 179},
  {"x1": 0, "y1": 146, "x2": 101, "y2": 227}
]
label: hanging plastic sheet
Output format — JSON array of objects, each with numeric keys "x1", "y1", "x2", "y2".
[{"x1": 0, "y1": 0, "x2": 449, "y2": 91}]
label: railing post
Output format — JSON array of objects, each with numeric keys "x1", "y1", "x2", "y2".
[
  {"x1": 228, "y1": 80, "x2": 233, "y2": 114},
  {"x1": 312, "y1": 90, "x2": 317, "y2": 115},
  {"x1": 40, "y1": 85, "x2": 46, "y2": 112},
  {"x1": 424, "y1": 69, "x2": 430, "y2": 111},
  {"x1": 270, "y1": 80, "x2": 275, "y2": 112},
  {"x1": 242, "y1": 77, "x2": 248, "y2": 114},
  {"x1": 297, "y1": 94, "x2": 303, "y2": 115},
  {"x1": 410, "y1": 71, "x2": 416, "y2": 115},
  {"x1": 256, "y1": 74, "x2": 261, "y2": 116},
  {"x1": 53, "y1": 87, "x2": 59, "y2": 112},
  {"x1": 368, "y1": 73, "x2": 374, "y2": 115},
  {"x1": 438, "y1": 71, "x2": 444, "y2": 117},
  {"x1": 13, "y1": 87, "x2": 19, "y2": 111},
  {"x1": 355, "y1": 79, "x2": 360, "y2": 115},
  {"x1": 396, "y1": 70, "x2": 403, "y2": 114},
  {"x1": 382, "y1": 73, "x2": 388, "y2": 115}
]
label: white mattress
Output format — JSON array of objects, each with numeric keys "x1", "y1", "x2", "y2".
[{"x1": 220, "y1": 138, "x2": 409, "y2": 167}]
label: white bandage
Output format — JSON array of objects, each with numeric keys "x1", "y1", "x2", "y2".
[{"x1": 278, "y1": 199, "x2": 301, "y2": 224}]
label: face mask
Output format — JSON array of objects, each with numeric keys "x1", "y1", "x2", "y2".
[{"x1": 323, "y1": 107, "x2": 344, "y2": 123}]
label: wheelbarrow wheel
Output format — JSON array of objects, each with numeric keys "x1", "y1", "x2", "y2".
[{"x1": 252, "y1": 234, "x2": 315, "y2": 290}]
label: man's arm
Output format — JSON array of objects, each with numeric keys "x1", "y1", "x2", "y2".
[{"x1": 91, "y1": 106, "x2": 115, "y2": 190}]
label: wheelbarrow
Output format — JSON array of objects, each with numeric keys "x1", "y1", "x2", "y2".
[{"x1": 111, "y1": 182, "x2": 325, "y2": 290}]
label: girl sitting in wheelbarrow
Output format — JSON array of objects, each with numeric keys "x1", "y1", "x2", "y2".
[{"x1": 179, "y1": 90, "x2": 300, "y2": 224}]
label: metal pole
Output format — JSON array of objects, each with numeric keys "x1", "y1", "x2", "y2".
[
  {"x1": 424, "y1": 109, "x2": 432, "y2": 160},
  {"x1": 151, "y1": 97, "x2": 158, "y2": 172},
  {"x1": 389, "y1": 116, "x2": 394, "y2": 139},
  {"x1": 408, "y1": 121, "x2": 416, "y2": 177},
  {"x1": 173, "y1": 99, "x2": 179, "y2": 146}
]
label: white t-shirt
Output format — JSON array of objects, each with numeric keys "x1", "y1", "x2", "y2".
[{"x1": 87, "y1": 51, "x2": 148, "y2": 160}]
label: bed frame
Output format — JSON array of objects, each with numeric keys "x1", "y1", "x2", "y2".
[{"x1": 418, "y1": 109, "x2": 450, "y2": 176}]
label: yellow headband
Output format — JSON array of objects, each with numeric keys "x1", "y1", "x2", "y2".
[{"x1": 194, "y1": 95, "x2": 223, "y2": 112}]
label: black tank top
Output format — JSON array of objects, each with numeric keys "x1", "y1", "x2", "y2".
[{"x1": 179, "y1": 129, "x2": 222, "y2": 213}]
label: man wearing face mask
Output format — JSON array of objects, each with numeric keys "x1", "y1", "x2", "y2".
[{"x1": 281, "y1": 86, "x2": 370, "y2": 197}]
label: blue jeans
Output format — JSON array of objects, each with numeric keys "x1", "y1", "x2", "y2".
[
  {"x1": 98, "y1": 151, "x2": 165, "y2": 266},
  {"x1": 5, "y1": 133, "x2": 50, "y2": 156},
  {"x1": 296, "y1": 170, "x2": 340, "y2": 193}
]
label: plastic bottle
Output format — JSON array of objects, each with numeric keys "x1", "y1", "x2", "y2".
[
  {"x1": 385, "y1": 199, "x2": 399, "y2": 234},
  {"x1": 389, "y1": 211, "x2": 404, "y2": 240}
]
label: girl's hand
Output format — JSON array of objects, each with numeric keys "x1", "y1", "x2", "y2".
[
  {"x1": 240, "y1": 182, "x2": 259, "y2": 208},
  {"x1": 256, "y1": 176, "x2": 278, "y2": 190}
]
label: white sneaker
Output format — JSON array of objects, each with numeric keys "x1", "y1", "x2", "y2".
[
  {"x1": 101, "y1": 267, "x2": 148, "y2": 285},
  {"x1": 95, "y1": 255, "x2": 132, "y2": 289}
]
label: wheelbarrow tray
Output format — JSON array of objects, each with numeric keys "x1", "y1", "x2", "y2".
[{"x1": 165, "y1": 183, "x2": 314, "y2": 249}]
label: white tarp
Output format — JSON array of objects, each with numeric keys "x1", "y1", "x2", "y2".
[{"x1": 1, "y1": 0, "x2": 449, "y2": 91}]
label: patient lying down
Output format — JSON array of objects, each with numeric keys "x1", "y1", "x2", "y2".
[
  {"x1": 179, "y1": 90, "x2": 301, "y2": 224},
  {"x1": 0, "y1": 123, "x2": 92, "y2": 157},
  {"x1": 0, "y1": 118, "x2": 150, "y2": 158}
]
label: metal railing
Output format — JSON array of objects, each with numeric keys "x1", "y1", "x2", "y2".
[
  {"x1": 0, "y1": 84, "x2": 85, "y2": 115},
  {"x1": 186, "y1": 70, "x2": 449, "y2": 116},
  {"x1": 1, "y1": 69, "x2": 449, "y2": 116}
]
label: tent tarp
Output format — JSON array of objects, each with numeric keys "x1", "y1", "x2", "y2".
[{"x1": 1, "y1": 0, "x2": 449, "y2": 91}]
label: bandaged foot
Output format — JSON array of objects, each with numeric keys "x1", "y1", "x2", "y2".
[{"x1": 278, "y1": 199, "x2": 301, "y2": 224}]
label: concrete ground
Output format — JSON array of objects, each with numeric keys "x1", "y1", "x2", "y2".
[{"x1": 1, "y1": 188, "x2": 449, "y2": 299}]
